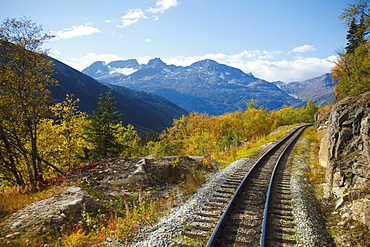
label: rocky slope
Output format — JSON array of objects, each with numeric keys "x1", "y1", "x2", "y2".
[{"x1": 318, "y1": 91, "x2": 370, "y2": 231}]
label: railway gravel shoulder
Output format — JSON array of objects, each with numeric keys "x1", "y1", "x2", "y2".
[
  {"x1": 130, "y1": 143, "x2": 275, "y2": 247},
  {"x1": 289, "y1": 137, "x2": 335, "y2": 246}
]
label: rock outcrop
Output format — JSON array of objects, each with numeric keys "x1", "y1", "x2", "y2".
[
  {"x1": 320, "y1": 91, "x2": 370, "y2": 230},
  {"x1": 0, "y1": 187, "x2": 101, "y2": 241},
  {"x1": 65, "y1": 156, "x2": 209, "y2": 196}
]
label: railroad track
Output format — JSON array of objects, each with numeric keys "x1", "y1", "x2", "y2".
[{"x1": 182, "y1": 125, "x2": 310, "y2": 246}]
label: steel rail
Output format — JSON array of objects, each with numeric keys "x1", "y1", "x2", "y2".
[
  {"x1": 206, "y1": 125, "x2": 307, "y2": 247},
  {"x1": 260, "y1": 124, "x2": 310, "y2": 246}
]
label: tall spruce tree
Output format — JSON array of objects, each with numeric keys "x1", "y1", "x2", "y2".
[
  {"x1": 345, "y1": 15, "x2": 368, "y2": 53},
  {"x1": 332, "y1": 1, "x2": 370, "y2": 99},
  {"x1": 84, "y1": 90, "x2": 124, "y2": 159}
]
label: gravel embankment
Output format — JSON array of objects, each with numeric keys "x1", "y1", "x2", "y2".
[{"x1": 130, "y1": 143, "x2": 274, "y2": 247}]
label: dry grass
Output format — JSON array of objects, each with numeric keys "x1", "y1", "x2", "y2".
[{"x1": 0, "y1": 184, "x2": 68, "y2": 219}]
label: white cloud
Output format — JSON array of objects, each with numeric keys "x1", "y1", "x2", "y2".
[
  {"x1": 50, "y1": 49, "x2": 60, "y2": 55},
  {"x1": 147, "y1": 0, "x2": 179, "y2": 14},
  {"x1": 162, "y1": 51, "x2": 336, "y2": 82},
  {"x1": 289, "y1": 45, "x2": 317, "y2": 53},
  {"x1": 117, "y1": 0, "x2": 178, "y2": 28},
  {"x1": 136, "y1": 56, "x2": 155, "y2": 65},
  {"x1": 144, "y1": 39, "x2": 151, "y2": 43},
  {"x1": 54, "y1": 25, "x2": 100, "y2": 40},
  {"x1": 239, "y1": 56, "x2": 336, "y2": 82},
  {"x1": 118, "y1": 9, "x2": 147, "y2": 28}
]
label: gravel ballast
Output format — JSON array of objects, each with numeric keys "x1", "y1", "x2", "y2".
[
  {"x1": 131, "y1": 156, "x2": 256, "y2": 246},
  {"x1": 130, "y1": 134, "x2": 332, "y2": 246}
]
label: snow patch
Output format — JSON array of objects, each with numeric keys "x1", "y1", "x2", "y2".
[
  {"x1": 95, "y1": 69, "x2": 104, "y2": 75},
  {"x1": 109, "y1": 68, "x2": 138, "y2": 75}
]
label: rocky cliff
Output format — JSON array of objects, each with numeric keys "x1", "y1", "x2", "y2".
[{"x1": 319, "y1": 91, "x2": 370, "y2": 231}]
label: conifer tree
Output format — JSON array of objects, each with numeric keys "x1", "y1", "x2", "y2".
[
  {"x1": 84, "y1": 90, "x2": 124, "y2": 159},
  {"x1": 332, "y1": 1, "x2": 370, "y2": 99},
  {"x1": 345, "y1": 15, "x2": 368, "y2": 53}
]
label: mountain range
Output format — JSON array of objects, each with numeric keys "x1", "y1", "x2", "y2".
[
  {"x1": 49, "y1": 57, "x2": 188, "y2": 133},
  {"x1": 82, "y1": 58, "x2": 335, "y2": 115}
]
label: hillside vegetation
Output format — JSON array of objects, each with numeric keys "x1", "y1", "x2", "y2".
[
  {"x1": 3, "y1": 0, "x2": 370, "y2": 244},
  {"x1": 0, "y1": 17, "x2": 322, "y2": 246},
  {"x1": 331, "y1": 0, "x2": 370, "y2": 100}
]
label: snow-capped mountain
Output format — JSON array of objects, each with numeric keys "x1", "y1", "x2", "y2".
[
  {"x1": 82, "y1": 59, "x2": 142, "y2": 78},
  {"x1": 82, "y1": 58, "x2": 334, "y2": 115}
]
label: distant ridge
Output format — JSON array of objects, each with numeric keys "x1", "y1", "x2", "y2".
[
  {"x1": 276, "y1": 73, "x2": 335, "y2": 107},
  {"x1": 82, "y1": 58, "x2": 334, "y2": 115}
]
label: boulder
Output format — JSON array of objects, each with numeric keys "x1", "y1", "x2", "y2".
[{"x1": 0, "y1": 187, "x2": 101, "y2": 241}]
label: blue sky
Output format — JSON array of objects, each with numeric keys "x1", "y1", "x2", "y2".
[{"x1": 1, "y1": 0, "x2": 351, "y2": 82}]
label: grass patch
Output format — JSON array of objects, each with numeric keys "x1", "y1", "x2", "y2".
[
  {"x1": 215, "y1": 124, "x2": 299, "y2": 167},
  {"x1": 173, "y1": 234, "x2": 207, "y2": 247},
  {"x1": 300, "y1": 126, "x2": 326, "y2": 187}
]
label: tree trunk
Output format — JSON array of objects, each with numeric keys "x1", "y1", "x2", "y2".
[{"x1": 30, "y1": 122, "x2": 43, "y2": 184}]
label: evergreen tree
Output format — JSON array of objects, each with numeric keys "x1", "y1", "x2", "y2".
[
  {"x1": 332, "y1": 1, "x2": 370, "y2": 100},
  {"x1": 345, "y1": 15, "x2": 368, "y2": 53},
  {"x1": 84, "y1": 90, "x2": 124, "y2": 159},
  {"x1": 340, "y1": 0, "x2": 370, "y2": 32}
]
